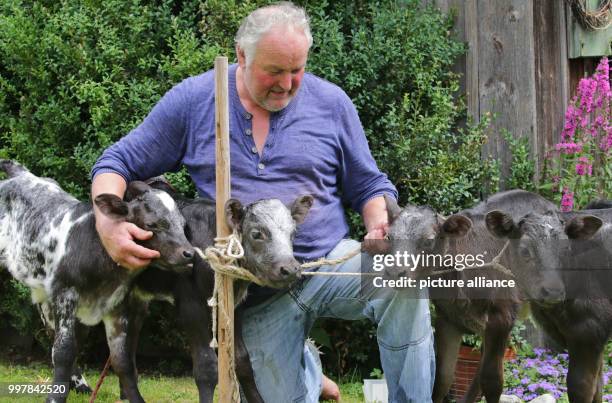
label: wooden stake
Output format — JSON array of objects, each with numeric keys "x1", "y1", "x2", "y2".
[{"x1": 214, "y1": 56, "x2": 238, "y2": 402}]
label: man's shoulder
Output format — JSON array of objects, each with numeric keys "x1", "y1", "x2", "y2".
[
  {"x1": 174, "y1": 70, "x2": 215, "y2": 96},
  {"x1": 302, "y1": 72, "x2": 351, "y2": 105},
  {"x1": 159, "y1": 70, "x2": 216, "y2": 115}
]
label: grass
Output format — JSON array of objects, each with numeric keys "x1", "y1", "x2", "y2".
[
  {"x1": 0, "y1": 361, "x2": 198, "y2": 402},
  {"x1": 0, "y1": 361, "x2": 365, "y2": 402}
]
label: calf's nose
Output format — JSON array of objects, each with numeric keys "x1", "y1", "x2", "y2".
[
  {"x1": 539, "y1": 285, "x2": 565, "y2": 302},
  {"x1": 182, "y1": 249, "x2": 194, "y2": 259},
  {"x1": 277, "y1": 261, "x2": 302, "y2": 280}
]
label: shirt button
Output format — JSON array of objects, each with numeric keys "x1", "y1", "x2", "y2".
[
  {"x1": 245, "y1": 128, "x2": 252, "y2": 136},
  {"x1": 251, "y1": 146, "x2": 258, "y2": 154},
  {"x1": 258, "y1": 163, "x2": 265, "y2": 170},
  {"x1": 244, "y1": 113, "x2": 252, "y2": 120}
]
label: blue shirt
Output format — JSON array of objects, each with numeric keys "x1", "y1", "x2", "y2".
[{"x1": 92, "y1": 64, "x2": 397, "y2": 262}]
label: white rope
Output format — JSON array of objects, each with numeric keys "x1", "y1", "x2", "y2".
[
  {"x1": 195, "y1": 231, "x2": 244, "y2": 401},
  {"x1": 300, "y1": 247, "x2": 361, "y2": 270},
  {"x1": 425, "y1": 240, "x2": 513, "y2": 278},
  {"x1": 198, "y1": 235, "x2": 511, "y2": 394}
]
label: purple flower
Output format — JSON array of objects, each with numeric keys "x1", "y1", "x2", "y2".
[
  {"x1": 528, "y1": 382, "x2": 539, "y2": 392},
  {"x1": 537, "y1": 364, "x2": 561, "y2": 377},
  {"x1": 523, "y1": 393, "x2": 537, "y2": 401},
  {"x1": 533, "y1": 347, "x2": 546, "y2": 356}
]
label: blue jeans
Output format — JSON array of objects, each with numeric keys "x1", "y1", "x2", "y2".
[{"x1": 241, "y1": 239, "x2": 435, "y2": 403}]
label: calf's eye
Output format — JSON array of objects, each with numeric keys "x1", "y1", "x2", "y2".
[
  {"x1": 251, "y1": 230, "x2": 264, "y2": 240},
  {"x1": 144, "y1": 222, "x2": 158, "y2": 231},
  {"x1": 519, "y1": 247, "x2": 531, "y2": 258}
]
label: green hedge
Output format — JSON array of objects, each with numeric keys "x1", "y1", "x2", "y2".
[{"x1": 0, "y1": 0, "x2": 498, "y2": 377}]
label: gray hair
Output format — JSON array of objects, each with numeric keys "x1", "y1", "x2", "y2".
[{"x1": 235, "y1": 2, "x2": 313, "y2": 64}]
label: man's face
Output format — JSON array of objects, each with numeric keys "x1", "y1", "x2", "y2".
[{"x1": 238, "y1": 27, "x2": 309, "y2": 112}]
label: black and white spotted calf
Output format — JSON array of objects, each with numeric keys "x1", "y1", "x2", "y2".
[
  {"x1": 115, "y1": 178, "x2": 313, "y2": 403},
  {"x1": 0, "y1": 160, "x2": 194, "y2": 403}
]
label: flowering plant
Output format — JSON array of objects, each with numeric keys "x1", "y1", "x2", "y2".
[
  {"x1": 543, "y1": 57, "x2": 611, "y2": 211},
  {"x1": 504, "y1": 346, "x2": 612, "y2": 402}
]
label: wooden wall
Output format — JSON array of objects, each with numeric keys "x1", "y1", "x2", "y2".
[
  {"x1": 422, "y1": 0, "x2": 605, "y2": 350},
  {"x1": 425, "y1": 0, "x2": 573, "y2": 188}
]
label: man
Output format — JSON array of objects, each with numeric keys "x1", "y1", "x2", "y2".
[{"x1": 91, "y1": 2, "x2": 434, "y2": 402}]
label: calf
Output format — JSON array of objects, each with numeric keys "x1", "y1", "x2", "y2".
[
  {"x1": 0, "y1": 160, "x2": 195, "y2": 403},
  {"x1": 486, "y1": 209, "x2": 611, "y2": 403},
  {"x1": 117, "y1": 178, "x2": 313, "y2": 403},
  {"x1": 382, "y1": 190, "x2": 556, "y2": 403}
]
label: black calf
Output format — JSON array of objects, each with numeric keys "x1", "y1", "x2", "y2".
[{"x1": 118, "y1": 178, "x2": 313, "y2": 403}]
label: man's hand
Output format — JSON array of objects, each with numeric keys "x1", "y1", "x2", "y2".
[
  {"x1": 363, "y1": 227, "x2": 390, "y2": 255},
  {"x1": 95, "y1": 214, "x2": 160, "y2": 270},
  {"x1": 362, "y1": 196, "x2": 391, "y2": 255},
  {"x1": 92, "y1": 172, "x2": 160, "y2": 271}
]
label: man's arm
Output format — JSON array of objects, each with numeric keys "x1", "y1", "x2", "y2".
[
  {"x1": 332, "y1": 91, "x2": 397, "y2": 245},
  {"x1": 362, "y1": 196, "x2": 388, "y2": 239},
  {"x1": 362, "y1": 195, "x2": 393, "y2": 255},
  {"x1": 92, "y1": 172, "x2": 160, "y2": 270},
  {"x1": 90, "y1": 77, "x2": 199, "y2": 269},
  {"x1": 334, "y1": 91, "x2": 397, "y2": 214}
]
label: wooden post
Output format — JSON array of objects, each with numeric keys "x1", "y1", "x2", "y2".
[{"x1": 214, "y1": 56, "x2": 238, "y2": 402}]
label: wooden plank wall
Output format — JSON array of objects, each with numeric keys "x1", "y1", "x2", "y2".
[
  {"x1": 478, "y1": 1, "x2": 538, "y2": 187},
  {"x1": 533, "y1": 1, "x2": 569, "y2": 179},
  {"x1": 425, "y1": 0, "x2": 570, "y2": 189}
]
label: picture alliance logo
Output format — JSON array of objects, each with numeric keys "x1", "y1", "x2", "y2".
[{"x1": 372, "y1": 250, "x2": 487, "y2": 272}]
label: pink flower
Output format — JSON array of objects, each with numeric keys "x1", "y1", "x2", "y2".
[
  {"x1": 578, "y1": 78, "x2": 597, "y2": 114},
  {"x1": 575, "y1": 157, "x2": 592, "y2": 176},
  {"x1": 601, "y1": 132, "x2": 612, "y2": 152},
  {"x1": 562, "y1": 103, "x2": 580, "y2": 140},
  {"x1": 555, "y1": 142, "x2": 583, "y2": 154},
  {"x1": 560, "y1": 190, "x2": 574, "y2": 212},
  {"x1": 595, "y1": 57, "x2": 611, "y2": 98}
]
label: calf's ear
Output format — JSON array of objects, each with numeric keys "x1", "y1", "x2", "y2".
[
  {"x1": 565, "y1": 215, "x2": 603, "y2": 239},
  {"x1": 384, "y1": 194, "x2": 401, "y2": 224},
  {"x1": 125, "y1": 181, "x2": 151, "y2": 201},
  {"x1": 94, "y1": 194, "x2": 129, "y2": 219},
  {"x1": 486, "y1": 210, "x2": 520, "y2": 238},
  {"x1": 145, "y1": 176, "x2": 176, "y2": 196},
  {"x1": 291, "y1": 195, "x2": 314, "y2": 224},
  {"x1": 441, "y1": 214, "x2": 472, "y2": 238},
  {"x1": 225, "y1": 199, "x2": 244, "y2": 231}
]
